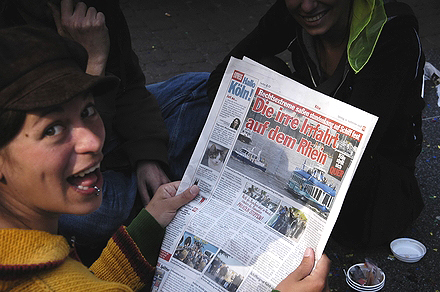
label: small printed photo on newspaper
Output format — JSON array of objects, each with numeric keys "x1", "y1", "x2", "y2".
[{"x1": 151, "y1": 57, "x2": 378, "y2": 292}]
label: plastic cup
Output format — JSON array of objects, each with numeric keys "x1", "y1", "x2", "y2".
[{"x1": 346, "y1": 263, "x2": 385, "y2": 292}]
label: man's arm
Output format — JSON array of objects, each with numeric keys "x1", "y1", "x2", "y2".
[
  {"x1": 51, "y1": 0, "x2": 171, "y2": 202},
  {"x1": 207, "y1": 0, "x2": 297, "y2": 101}
]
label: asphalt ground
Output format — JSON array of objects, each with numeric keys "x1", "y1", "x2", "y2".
[{"x1": 120, "y1": 1, "x2": 440, "y2": 291}]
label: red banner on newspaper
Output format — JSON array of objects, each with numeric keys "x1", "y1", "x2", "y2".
[
  {"x1": 254, "y1": 88, "x2": 363, "y2": 142},
  {"x1": 159, "y1": 249, "x2": 172, "y2": 261}
]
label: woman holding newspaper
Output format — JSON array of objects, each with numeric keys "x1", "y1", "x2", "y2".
[
  {"x1": 0, "y1": 26, "x2": 330, "y2": 291},
  {"x1": 208, "y1": 0, "x2": 425, "y2": 248},
  {"x1": 0, "y1": 26, "x2": 199, "y2": 291}
]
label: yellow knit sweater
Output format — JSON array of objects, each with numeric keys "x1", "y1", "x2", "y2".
[{"x1": 0, "y1": 225, "x2": 157, "y2": 291}]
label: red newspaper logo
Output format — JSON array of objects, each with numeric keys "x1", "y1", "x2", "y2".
[
  {"x1": 159, "y1": 249, "x2": 172, "y2": 261},
  {"x1": 232, "y1": 70, "x2": 244, "y2": 82}
]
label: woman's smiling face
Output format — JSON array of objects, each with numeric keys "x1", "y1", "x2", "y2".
[
  {"x1": 285, "y1": 0, "x2": 352, "y2": 37},
  {"x1": 0, "y1": 93, "x2": 105, "y2": 218}
]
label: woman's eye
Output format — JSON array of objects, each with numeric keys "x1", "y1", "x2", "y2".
[
  {"x1": 81, "y1": 105, "x2": 97, "y2": 118},
  {"x1": 44, "y1": 125, "x2": 64, "y2": 137}
]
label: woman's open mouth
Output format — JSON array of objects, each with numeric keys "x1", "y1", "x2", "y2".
[{"x1": 67, "y1": 163, "x2": 102, "y2": 193}]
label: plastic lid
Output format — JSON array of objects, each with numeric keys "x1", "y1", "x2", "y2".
[{"x1": 390, "y1": 238, "x2": 426, "y2": 263}]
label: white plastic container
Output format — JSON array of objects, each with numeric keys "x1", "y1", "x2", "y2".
[{"x1": 346, "y1": 263, "x2": 385, "y2": 292}]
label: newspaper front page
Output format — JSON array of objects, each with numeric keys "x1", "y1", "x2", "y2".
[{"x1": 152, "y1": 57, "x2": 378, "y2": 292}]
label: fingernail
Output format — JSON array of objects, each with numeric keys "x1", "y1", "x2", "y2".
[
  {"x1": 304, "y1": 247, "x2": 313, "y2": 257},
  {"x1": 190, "y1": 185, "x2": 199, "y2": 195}
]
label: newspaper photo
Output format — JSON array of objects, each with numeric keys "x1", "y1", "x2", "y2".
[{"x1": 151, "y1": 57, "x2": 378, "y2": 292}]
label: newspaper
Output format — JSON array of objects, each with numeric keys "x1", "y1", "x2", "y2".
[{"x1": 152, "y1": 57, "x2": 378, "y2": 292}]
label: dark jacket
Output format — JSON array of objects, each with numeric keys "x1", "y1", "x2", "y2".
[
  {"x1": 208, "y1": 0, "x2": 425, "y2": 247},
  {"x1": 0, "y1": 0, "x2": 169, "y2": 172}
]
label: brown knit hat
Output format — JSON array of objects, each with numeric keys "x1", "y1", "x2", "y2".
[{"x1": 0, "y1": 25, "x2": 119, "y2": 111}]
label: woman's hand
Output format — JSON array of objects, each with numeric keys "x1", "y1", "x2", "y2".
[
  {"x1": 275, "y1": 248, "x2": 331, "y2": 292},
  {"x1": 145, "y1": 181, "x2": 199, "y2": 228}
]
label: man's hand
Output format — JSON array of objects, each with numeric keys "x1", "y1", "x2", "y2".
[
  {"x1": 145, "y1": 182, "x2": 199, "y2": 227},
  {"x1": 136, "y1": 160, "x2": 171, "y2": 205},
  {"x1": 275, "y1": 248, "x2": 331, "y2": 292},
  {"x1": 48, "y1": 0, "x2": 109, "y2": 76}
]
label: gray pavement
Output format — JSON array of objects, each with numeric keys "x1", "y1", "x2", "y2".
[{"x1": 120, "y1": 1, "x2": 440, "y2": 291}]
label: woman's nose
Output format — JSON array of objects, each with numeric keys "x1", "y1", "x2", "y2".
[{"x1": 74, "y1": 126, "x2": 104, "y2": 154}]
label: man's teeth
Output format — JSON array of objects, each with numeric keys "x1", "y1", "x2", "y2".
[
  {"x1": 303, "y1": 12, "x2": 326, "y2": 22},
  {"x1": 73, "y1": 164, "x2": 100, "y2": 178}
]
